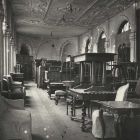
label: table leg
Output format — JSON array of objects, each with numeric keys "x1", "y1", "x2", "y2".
[
  {"x1": 73, "y1": 97, "x2": 76, "y2": 116},
  {"x1": 114, "y1": 114, "x2": 125, "y2": 140},
  {"x1": 71, "y1": 96, "x2": 74, "y2": 117},
  {"x1": 81, "y1": 101, "x2": 86, "y2": 131},
  {"x1": 55, "y1": 95, "x2": 59, "y2": 105},
  {"x1": 99, "y1": 109, "x2": 105, "y2": 140}
]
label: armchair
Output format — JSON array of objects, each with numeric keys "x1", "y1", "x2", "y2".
[
  {"x1": 92, "y1": 83, "x2": 129, "y2": 138},
  {"x1": 3, "y1": 75, "x2": 23, "y2": 88},
  {"x1": 7, "y1": 74, "x2": 23, "y2": 86},
  {"x1": 0, "y1": 95, "x2": 32, "y2": 140},
  {"x1": 2, "y1": 77, "x2": 26, "y2": 99}
]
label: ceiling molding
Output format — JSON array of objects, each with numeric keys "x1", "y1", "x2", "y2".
[{"x1": 43, "y1": 0, "x2": 52, "y2": 20}]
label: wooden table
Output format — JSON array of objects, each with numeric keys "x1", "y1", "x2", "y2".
[
  {"x1": 62, "y1": 81, "x2": 75, "y2": 88},
  {"x1": 92, "y1": 101, "x2": 140, "y2": 140},
  {"x1": 68, "y1": 88, "x2": 116, "y2": 131}
]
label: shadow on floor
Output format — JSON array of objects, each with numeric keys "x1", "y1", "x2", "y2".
[
  {"x1": 25, "y1": 96, "x2": 33, "y2": 107},
  {"x1": 32, "y1": 134, "x2": 44, "y2": 140},
  {"x1": 25, "y1": 85, "x2": 33, "y2": 90}
]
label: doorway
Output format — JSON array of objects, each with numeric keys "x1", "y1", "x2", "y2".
[{"x1": 16, "y1": 44, "x2": 33, "y2": 81}]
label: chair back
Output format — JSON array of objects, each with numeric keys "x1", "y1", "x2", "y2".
[
  {"x1": 7, "y1": 75, "x2": 14, "y2": 84},
  {"x1": 2, "y1": 75, "x2": 13, "y2": 90},
  {"x1": 135, "y1": 78, "x2": 140, "y2": 96},
  {"x1": 2, "y1": 78, "x2": 10, "y2": 91},
  {"x1": 115, "y1": 83, "x2": 129, "y2": 101}
]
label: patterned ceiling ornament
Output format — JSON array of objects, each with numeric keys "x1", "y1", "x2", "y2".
[
  {"x1": 30, "y1": 0, "x2": 49, "y2": 18},
  {"x1": 57, "y1": 2, "x2": 80, "y2": 14},
  {"x1": 11, "y1": 0, "x2": 136, "y2": 36}
]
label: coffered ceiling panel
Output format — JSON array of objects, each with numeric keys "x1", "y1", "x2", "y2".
[{"x1": 10, "y1": 0, "x2": 136, "y2": 37}]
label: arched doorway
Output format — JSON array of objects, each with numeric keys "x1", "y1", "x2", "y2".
[
  {"x1": 61, "y1": 43, "x2": 72, "y2": 62},
  {"x1": 60, "y1": 41, "x2": 73, "y2": 62},
  {"x1": 59, "y1": 41, "x2": 73, "y2": 80},
  {"x1": 97, "y1": 31, "x2": 106, "y2": 53},
  {"x1": 16, "y1": 43, "x2": 33, "y2": 80}
]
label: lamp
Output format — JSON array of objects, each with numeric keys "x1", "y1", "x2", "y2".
[
  {"x1": 50, "y1": 32, "x2": 55, "y2": 48},
  {"x1": 57, "y1": 2, "x2": 76, "y2": 13},
  {"x1": 57, "y1": 2, "x2": 80, "y2": 24}
]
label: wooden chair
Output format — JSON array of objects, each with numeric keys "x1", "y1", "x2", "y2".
[{"x1": 92, "y1": 83, "x2": 129, "y2": 138}]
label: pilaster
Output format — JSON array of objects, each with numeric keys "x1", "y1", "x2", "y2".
[{"x1": 0, "y1": 0, "x2": 4, "y2": 81}]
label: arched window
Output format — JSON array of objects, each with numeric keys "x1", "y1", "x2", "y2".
[
  {"x1": 116, "y1": 20, "x2": 131, "y2": 62},
  {"x1": 98, "y1": 31, "x2": 106, "y2": 53},
  {"x1": 118, "y1": 20, "x2": 131, "y2": 34}
]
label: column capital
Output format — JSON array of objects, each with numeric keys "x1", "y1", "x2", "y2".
[
  {"x1": 10, "y1": 37, "x2": 15, "y2": 45},
  {"x1": 4, "y1": 28, "x2": 11, "y2": 37}
]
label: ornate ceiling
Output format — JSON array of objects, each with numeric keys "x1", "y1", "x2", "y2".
[{"x1": 10, "y1": 0, "x2": 136, "y2": 37}]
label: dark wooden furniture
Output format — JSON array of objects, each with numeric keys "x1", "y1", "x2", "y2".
[
  {"x1": 68, "y1": 88, "x2": 116, "y2": 131},
  {"x1": 67, "y1": 53, "x2": 116, "y2": 131},
  {"x1": 112, "y1": 62, "x2": 139, "y2": 91},
  {"x1": 92, "y1": 100, "x2": 140, "y2": 140},
  {"x1": 16, "y1": 54, "x2": 33, "y2": 80},
  {"x1": 73, "y1": 53, "x2": 115, "y2": 87},
  {"x1": 48, "y1": 82, "x2": 66, "y2": 99},
  {"x1": 61, "y1": 55, "x2": 80, "y2": 85}
]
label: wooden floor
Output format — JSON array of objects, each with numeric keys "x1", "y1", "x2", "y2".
[{"x1": 24, "y1": 81, "x2": 95, "y2": 140}]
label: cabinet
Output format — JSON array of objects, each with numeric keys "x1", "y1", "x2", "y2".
[{"x1": 16, "y1": 54, "x2": 33, "y2": 80}]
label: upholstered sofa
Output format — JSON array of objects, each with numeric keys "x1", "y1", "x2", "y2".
[{"x1": 0, "y1": 95, "x2": 32, "y2": 140}]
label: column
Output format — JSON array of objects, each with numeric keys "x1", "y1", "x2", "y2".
[
  {"x1": 13, "y1": 46, "x2": 16, "y2": 70},
  {"x1": 9, "y1": 36, "x2": 15, "y2": 73},
  {"x1": 91, "y1": 61, "x2": 96, "y2": 85},
  {"x1": 0, "y1": 0, "x2": 4, "y2": 81},
  {"x1": 129, "y1": 31, "x2": 136, "y2": 62},
  {"x1": 80, "y1": 62, "x2": 84, "y2": 83},
  {"x1": 3, "y1": 27, "x2": 10, "y2": 75},
  {"x1": 102, "y1": 62, "x2": 106, "y2": 85}
]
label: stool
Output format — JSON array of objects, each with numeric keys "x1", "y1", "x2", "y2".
[{"x1": 55, "y1": 90, "x2": 67, "y2": 105}]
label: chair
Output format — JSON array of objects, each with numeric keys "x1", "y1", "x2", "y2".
[
  {"x1": 0, "y1": 95, "x2": 32, "y2": 140},
  {"x1": 126, "y1": 77, "x2": 140, "y2": 99},
  {"x1": 10, "y1": 72, "x2": 24, "y2": 85},
  {"x1": 54, "y1": 90, "x2": 67, "y2": 105},
  {"x1": 2, "y1": 77, "x2": 26, "y2": 99},
  {"x1": 127, "y1": 78, "x2": 140, "y2": 103},
  {"x1": 92, "y1": 83, "x2": 129, "y2": 138},
  {"x1": 132, "y1": 77, "x2": 140, "y2": 97},
  {"x1": 4, "y1": 75, "x2": 23, "y2": 88},
  {"x1": 9, "y1": 74, "x2": 23, "y2": 85}
]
